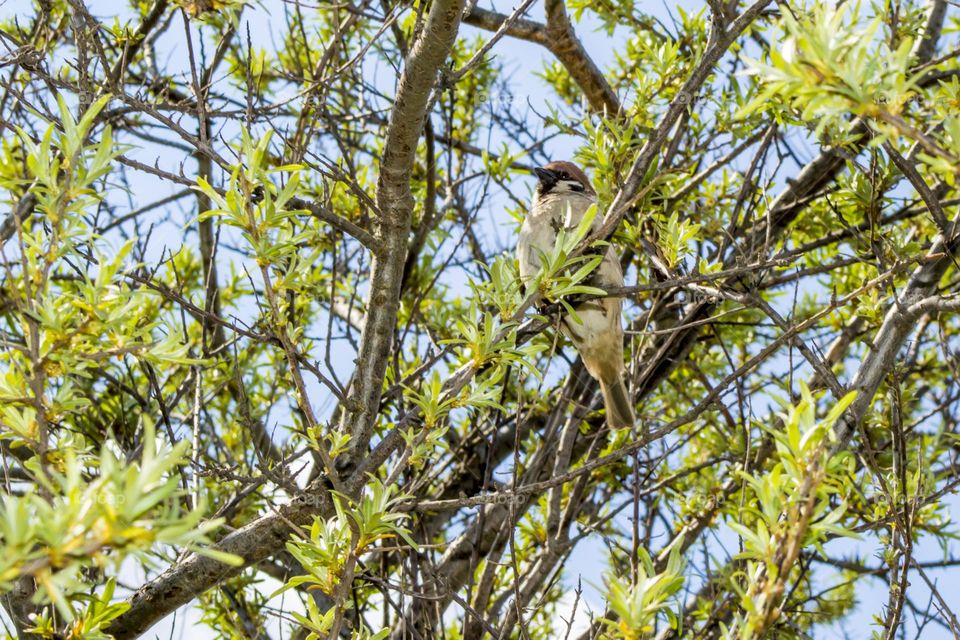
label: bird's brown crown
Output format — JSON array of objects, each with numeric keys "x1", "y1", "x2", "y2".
[{"x1": 540, "y1": 160, "x2": 595, "y2": 196}]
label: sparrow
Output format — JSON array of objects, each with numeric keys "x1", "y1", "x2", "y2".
[{"x1": 517, "y1": 161, "x2": 636, "y2": 428}]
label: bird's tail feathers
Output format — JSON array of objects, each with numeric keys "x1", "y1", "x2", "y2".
[{"x1": 600, "y1": 376, "x2": 635, "y2": 429}]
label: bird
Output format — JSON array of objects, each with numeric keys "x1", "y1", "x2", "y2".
[{"x1": 517, "y1": 160, "x2": 636, "y2": 428}]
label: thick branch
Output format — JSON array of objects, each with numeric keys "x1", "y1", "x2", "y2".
[
  {"x1": 105, "y1": 493, "x2": 327, "y2": 639},
  {"x1": 834, "y1": 233, "x2": 958, "y2": 443},
  {"x1": 463, "y1": 2, "x2": 620, "y2": 114},
  {"x1": 106, "y1": 2, "x2": 468, "y2": 634},
  {"x1": 338, "y1": 0, "x2": 466, "y2": 464},
  {"x1": 543, "y1": 0, "x2": 621, "y2": 114}
]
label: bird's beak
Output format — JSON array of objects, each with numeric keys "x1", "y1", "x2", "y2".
[{"x1": 533, "y1": 166, "x2": 558, "y2": 187}]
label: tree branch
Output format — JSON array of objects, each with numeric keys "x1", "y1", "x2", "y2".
[
  {"x1": 462, "y1": 1, "x2": 621, "y2": 114},
  {"x1": 338, "y1": 0, "x2": 466, "y2": 466},
  {"x1": 105, "y1": 492, "x2": 328, "y2": 640}
]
